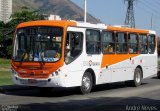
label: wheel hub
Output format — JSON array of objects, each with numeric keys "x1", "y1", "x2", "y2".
[{"x1": 82, "y1": 76, "x2": 90, "y2": 90}]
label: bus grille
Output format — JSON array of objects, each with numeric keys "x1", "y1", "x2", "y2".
[{"x1": 19, "y1": 73, "x2": 48, "y2": 79}]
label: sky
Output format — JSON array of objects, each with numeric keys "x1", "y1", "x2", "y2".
[{"x1": 71, "y1": 0, "x2": 160, "y2": 35}]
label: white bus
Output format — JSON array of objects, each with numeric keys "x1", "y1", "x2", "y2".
[{"x1": 11, "y1": 20, "x2": 157, "y2": 94}]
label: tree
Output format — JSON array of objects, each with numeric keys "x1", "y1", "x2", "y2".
[
  {"x1": 0, "y1": 21, "x2": 5, "y2": 57},
  {"x1": 0, "y1": 7, "x2": 44, "y2": 58},
  {"x1": 10, "y1": 6, "x2": 44, "y2": 29}
]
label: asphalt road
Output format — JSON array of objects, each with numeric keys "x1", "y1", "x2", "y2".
[{"x1": 0, "y1": 75, "x2": 160, "y2": 111}]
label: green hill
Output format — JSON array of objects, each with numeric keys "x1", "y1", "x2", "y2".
[{"x1": 12, "y1": 0, "x2": 101, "y2": 23}]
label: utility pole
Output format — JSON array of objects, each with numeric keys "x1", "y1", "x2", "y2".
[
  {"x1": 124, "y1": 0, "x2": 136, "y2": 28},
  {"x1": 84, "y1": 0, "x2": 87, "y2": 23}
]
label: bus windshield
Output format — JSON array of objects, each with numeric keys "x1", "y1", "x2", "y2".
[{"x1": 13, "y1": 26, "x2": 63, "y2": 62}]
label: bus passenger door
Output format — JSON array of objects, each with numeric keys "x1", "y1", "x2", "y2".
[{"x1": 63, "y1": 27, "x2": 86, "y2": 87}]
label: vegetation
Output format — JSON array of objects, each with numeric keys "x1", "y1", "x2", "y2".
[
  {"x1": 0, "y1": 7, "x2": 44, "y2": 58},
  {"x1": 0, "y1": 58, "x2": 12, "y2": 86}
]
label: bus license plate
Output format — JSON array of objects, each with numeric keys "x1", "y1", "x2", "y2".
[{"x1": 28, "y1": 79, "x2": 37, "y2": 84}]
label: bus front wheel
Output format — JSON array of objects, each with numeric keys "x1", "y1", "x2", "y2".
[{"x1": 80, "y1": 72, "x2": 93, "y2": 94}]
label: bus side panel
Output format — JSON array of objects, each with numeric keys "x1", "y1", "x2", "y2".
[
  {"x1": 110, "y1": 59, "x2": 134, "y2": 82},
  {"x1": 97, "y1": 68, "x2": 112, "y2": 84},
  {"x1": 61, "y1": 54, "x2": 103, "y2": 87},
  {"x1": 100, "y1": 54, "x2": 138, "y2": 83},
  {"x1": 142, "y1": 53, "x2": 157, "y2": 78},
  {"x1": 100, "y1": 52, "x2": 157, "y2": 84}
]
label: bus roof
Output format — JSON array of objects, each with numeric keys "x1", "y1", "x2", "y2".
[
  {"x1": 16, "y1": 20, "x2": 156, "y2": 34},
  {"x1": 107, "y1": 26, "x2": 150, "y2": 34},
  {"x1": 16, "y1": 20, "x2": 77, "y2": 29}
]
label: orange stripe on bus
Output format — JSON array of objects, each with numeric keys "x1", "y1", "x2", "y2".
[
  {"x1": 101, "y1": 54, "x2": 139, "y2": 68},
  {"x1": 107, "y1": 26, "x2": 149, "y2": 34}
]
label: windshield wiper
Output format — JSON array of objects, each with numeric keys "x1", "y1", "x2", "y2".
[
  {"x1": 40, "y1": 52, "x2": 44, "y2": 65},
  {"x1": 39, "y1": 35, "x2": 45, "y2": 65},
  {"x1": 20, "y1": 51, "x2": 27, "y2": 63}
]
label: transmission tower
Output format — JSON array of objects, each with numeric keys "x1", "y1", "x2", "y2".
[{"x1": 124, "y1": 0, "x2": 136, "y2": 28}]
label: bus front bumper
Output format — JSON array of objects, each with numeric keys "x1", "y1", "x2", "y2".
[{"x1": 11, "y1": 74, "x2": 66, "y2": 87}]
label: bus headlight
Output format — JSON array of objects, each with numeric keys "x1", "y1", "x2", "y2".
[
  {"x1": 51, "y1": 71, "x2": 59, "y2": 77},
  {"x1": 55, "y1": 71, "x2": 59, "y2": 76},
  {"x1": 51, "y1": 71, "x2": 59, "y2": 76}
]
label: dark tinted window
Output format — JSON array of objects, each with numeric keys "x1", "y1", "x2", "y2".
[
  {"x1": 101, "y1": 31, "x2": 115, "y2": 54},
  {"x1": 148, "y1": 35, "x2": 156, "y2": 54},
  {"x1": 139, "y1": 34, "x2": 148, "y2": 54},
  {"x1": 115, "y1": 32, "x2": 128, "y2": 53},
  {"x1": 128, "y1": 33, "x2": 138, "y2": 53},
  {"x1": 65, "y1": 32, "x2": 83, "y2": 64},
  {"x1": 86, "y1": 29, "x2": 101, "y2": 54},
  {"x1": 14, "y1": 27, "x2": 63, "y2": 62}
]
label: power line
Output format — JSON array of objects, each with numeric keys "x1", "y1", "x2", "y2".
[
  {"x1": 154, "y1": 0, "x2": 160, "y2": 6},
  {"x1": 138, "y1": 1, "x2": 160, "y2": 19},
  {"x1": 139, "y1": 0, "x2": 159, "y2": 14},
  {"x1": 146, "y1": 0, "x2": 160, "y2": 12},
  {"x1": 136, "y1": 5, "x2": 160, "y2": 32},
  {"x1": 125, "y1": 0, "x2": 160, "y2": 34},
  {"x1": 145, "y1": 0, "x2": 160, "y2": 9}
]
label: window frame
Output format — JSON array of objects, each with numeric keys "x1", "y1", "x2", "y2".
[
  {"x1": 139, "y1": 34, "x2": 148, "y2": 54},
  {"x1": 101, "y1": 30, "x2": 115, "y2": 54},
  {"x1": 86, "y1": 29, "x2": 101, "y2": 54},
  {"x1": 13, "y1": 26, "x2": 64, "y2": 63},
  {"x1": 65, "y1": 31, "x2": 84, "y2": 65},
  {"x1": 115, "y1": 32, "x2": 128, "y2": 54},
  {"x1": 128, "y1": 33, "x2": 139, "y2": 54},
  {"x1": 148, "y1": 34, "x2": 156, "y2": 54}
]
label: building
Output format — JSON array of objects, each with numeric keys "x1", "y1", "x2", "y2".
[
  {"x1": 48, "y1": 14, "x2": 61, "y2": 20},
  {"x1": 42, "y1": 14, "x2": 61, "y2": 20},
  {"x1": 0, "y1": 0, "x2": 12, "y2": 23}
]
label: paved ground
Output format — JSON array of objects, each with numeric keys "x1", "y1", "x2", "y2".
[{"x1": 0, "y1": 75, "x2": 160, "y2": 111}]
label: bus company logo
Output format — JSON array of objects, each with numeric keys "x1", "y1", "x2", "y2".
[
  {"x1": 89, "y1": 60, "x2": 92, "y2": 66},
  {"x1": 83, "y1": 60, "x2": 100, "y2": 66}
]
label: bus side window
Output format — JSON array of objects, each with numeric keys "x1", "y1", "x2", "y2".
[
  {"x1": 86, "y1": 29, "x2": 101, "y2": 54},
  {"x1": 148, "y1": 34, "x2": 156, "y2": 54},
  {"x1": 65, "y1": 32, "x2": 83, "y2": 64},
  {"x1": 102, "y1": 31, "x2": 115, "y2": 54},
  {"x1": 115, "y1": 32, "x2": 127, "y2": 53},
  {"x1": 128, "y1": 33, "x2": 138, "y2": 54},
  {"x1": 139, "y1": 34, "x2": 148, "y2": 54}
]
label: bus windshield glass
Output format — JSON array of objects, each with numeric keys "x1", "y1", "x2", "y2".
[{"x1": 13, "y1": 26, "x2": 63, "y2": 62}]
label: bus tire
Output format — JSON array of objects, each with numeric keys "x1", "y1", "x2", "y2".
[
  {"x1": 80, "y1": 72, "x2": 93, "y2": 94},
  {"x1": 157, "y1": 72, "x2": 160, "y2": 79},
  {"x1": 131, "y1": 67, "x2": 143, "y2": 87}
]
